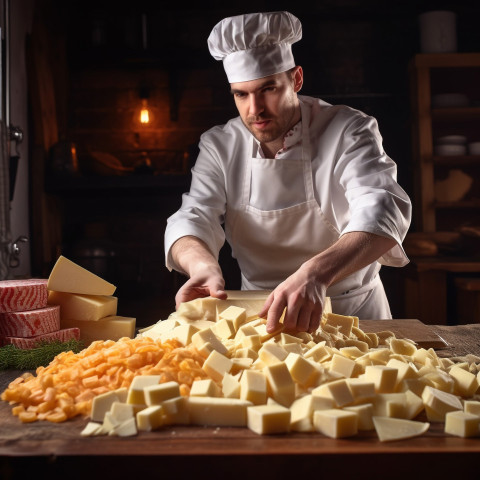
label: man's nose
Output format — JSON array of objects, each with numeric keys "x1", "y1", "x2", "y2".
[{"x1": 248, "y1": 94, "x2": 264, "y2": 116}]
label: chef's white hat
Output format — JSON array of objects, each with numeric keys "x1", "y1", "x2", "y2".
[{"x1": 207, "y1": 11, "x2": 302, "y2": 83}]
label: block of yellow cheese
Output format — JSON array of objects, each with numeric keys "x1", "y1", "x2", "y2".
[
  {"x1": 48, "y1": 290, "x2": 117, "y2": 321},
  {"x1": 313, "y1": 409, "x2": 358, "y2": 438},
  {"x1": 421, "y1": 386, "x2": 463, "y2": 422},
  {"x1": 47, "y1": 255, "x2": 116, "y2": 295},
  {"x1": 263, "y1": 362, "x2": 296, "y2": 407},
  {"x1": 247, "y1": 404, "x2": 291, "y2": 435},
  {"x1": 136, "y1": 405, "x2": 164, "y2": 431},
  {"x1": 190, "y1": 379, "x2": 221, "y2": 397},
  {"x1": 187, "y1": 396, "x2": 252, "y2": 427},
  {"x1": 144, "y1": 381, "x2": 181, "y2": 406},
  {"x1": 240, "y1": 369, "x2": 267, "y2": 405},
  {"x1": 444, "y1": 410, "x2": 480, "y2": 438},
  {"x1": 126, "y1": 375, "x2": 161, "y2": 405},
  {"x1": 60, "y1": 315, "x2": 135, "y2": 345},
  {"x1": 202, "y1": 350, "x2": 233, "y2": 382}
]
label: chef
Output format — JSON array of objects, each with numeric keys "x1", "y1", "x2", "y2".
[{"x1": 164, "y1": 11, "x2": 412, "y2": 334}]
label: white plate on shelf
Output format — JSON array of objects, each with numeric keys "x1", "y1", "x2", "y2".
[
  {"x1": 436, "y1": 135, "x2": 467, "y2": 145},
  {"x1": 434, "y1": 144, "x2": 467, "y2": 156}
]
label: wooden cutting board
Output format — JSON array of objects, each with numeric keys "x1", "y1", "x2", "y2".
[
  {"x1": 224, "y1": 292, "x2": 448, "y2": 349},
  {"x1": 360, "y1": 319, "x2": 449, "y2": 350}
]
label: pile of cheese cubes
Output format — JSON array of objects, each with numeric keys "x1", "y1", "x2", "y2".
[{"x1": 81, "y1": 297, "x2": 480, "y2": 441}]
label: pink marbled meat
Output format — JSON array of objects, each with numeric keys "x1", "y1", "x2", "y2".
[
  {"x1": 0, "y1": 279, "x2": 48, "y2": 313},
  {"x1": 0, "y1": 327, "x2": 80, "y2": 349},
  {"x1": 0, "y1": 305, "x2": 60, "y2": 337}
]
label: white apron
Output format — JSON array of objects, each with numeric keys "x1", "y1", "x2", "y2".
[{"x1": 225, "y1": 101, "x2": 391, "y2": 319}]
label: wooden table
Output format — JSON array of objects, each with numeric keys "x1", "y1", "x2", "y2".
[{"x1": 2, "y1": 323, "x2": 480, "y2": 480}]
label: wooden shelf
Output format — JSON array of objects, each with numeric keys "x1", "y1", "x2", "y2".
[
  {"x1": 433, "y1": 155, "x2": 480, "y2": 166},
  {"x1": 432, "y1": 107, "x2": 480, "y2": 121}
]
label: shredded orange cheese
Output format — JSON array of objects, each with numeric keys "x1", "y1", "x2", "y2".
[{"x1": 1, "y1": 336, "x2": 208, "y2": 423}]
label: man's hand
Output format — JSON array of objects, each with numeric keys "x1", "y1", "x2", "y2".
[
  {"x1": 258, "y1": 263, "x2": 327, "y2": 334},
  {"x1": 170, "y1": 235, "x2": 227, "y2": 309},
  {"x1": 259, "y1": 232, "x2": 397, "y2": 334},
  {"x1": 175, "y1": 265, "x2": 227, "y2": 309}
]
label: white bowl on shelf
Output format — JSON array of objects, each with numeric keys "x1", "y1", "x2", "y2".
[
  {"x1": 436, "y1": 135, "x2": 467, "y2": 145},
  {"x1": 431, "y1": 93, "x2": 469, "y2": 108},
  {"x1": 468, "y1": 142, "x2": 480, "y2": 155},
  {"x1": 434, "y1": 144, "x2": 467, "y2": 156}
]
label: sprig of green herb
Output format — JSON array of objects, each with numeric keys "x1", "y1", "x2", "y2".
[{"x1": 0, "y1": 339, "x2": 84, "y2": 370}]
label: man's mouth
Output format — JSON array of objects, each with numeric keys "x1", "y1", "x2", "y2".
[{"x1": 250, "y1": 119, "x2": 270, "y2": 130}]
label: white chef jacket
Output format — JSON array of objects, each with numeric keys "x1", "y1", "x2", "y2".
[{"x1": 165, "y1": 95, "x2": 412, "y2": 318}]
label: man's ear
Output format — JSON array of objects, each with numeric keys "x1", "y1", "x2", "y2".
[{"x1": 293, "y1": 66, "x2": 303, "y2": 93}]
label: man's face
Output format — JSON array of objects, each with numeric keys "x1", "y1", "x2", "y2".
[{"x1": 230, "y1": 69, "x2": 302, "y2": 147}]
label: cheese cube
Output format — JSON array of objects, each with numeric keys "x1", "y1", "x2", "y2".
[
  {"x1": 284, "y1": 353, "x2": 318, "y2": 387},
  {"x1": 159, "y1": 324, "x2": 199, "y2": 346},
  {"x1": 312, "y1": 379, "x2": 354, "y2": 408},
  {"x1": 202, "y1": 350, "x2": 233, "y2": 382},
  {"x1": 47, "y1": 256, "x2": 116, "y2": 295},
  {"x1": 344, "y1": 403, "x2": 374, "y2": 431},
  {"x1": 48, "y1": 290, "x2": 117, "y2": 321},
  {"x1": 91, "y1": 390, "x2": 123, "y2": 422},
  {"x1": 231, "y1": 357, "x2": 253, "y2": 375},
  {"x1": 304, "y1": 342, "x2": 330, "y2": 362},
  {"x1": 422, "y1": 386, "x2": 463, "y2": 422},
  {"x1": 192, "y1": 328, "x2": 228, "y2": 356},
  {"x1": 363, "y1": 365, "x2": 397, "y2": 393},
  {"x1": 60, "y1": 315, "x2": 135, "y2": 344},
  {"x1": 323, "y1": 313, "x2": 355, "y2": 337},
  {"x1": 144, "y1": 381, "x2": 181, "y2": 406},
  {"x1": 222, "y1": 372, "x2": 241, "y2": 399},
  {"x1": 136, "y1": 405, "x2": 164, "y2": 431},
  {"x1": 190, "y1": 379, "x2": 221, "y2": 397},
  {"x1": 239, "y1": 334, "x2": 262, "y2": 351},
  {"x1": 176, "y1": 297, "x2": 218, "y2": 322},
  {"x1": 386, "y1": 358, "x2": 418, "y2": 387},
  {"x1": 258, "y1": 342, "x2": 288, "y2": 366},
  {"x1": 313, "y1": 409, "x2": 358, "y2": 438},
  {"x1": 330, "y1": 353, "x2": 356, "y2": 378},
  {"x1": 283, "y1": 343, "x2": 305, "y2": 355},
  {"x1": 445, "y1": 410, "x2": 480, "y2": 438},
  {"x1": 234, "y1": 347, "x2": 258, "y2": 361},
  {"x1": 240, "y1": 369, "x2": 267, "y2": 405},
  {"x1": 264, "y1": 362, "x2": 296, "y2": 407},
  {"x1": 161, "y1": 396, "x2": 190, "y2": 425},
  {"x1": 213, "y1": 318, "x2": 236, "y2": 340},
  {"x1": 449, "y1": 366, "x2": 479, "y2": 397},
  {"x1": 247, "y1": 404, "x2": 291, "y2": 435},
  {"x1": 187, "y1": 396, "x2": 252, "y2": 427},
  {"x1": 218, "y1": 305, "x2": 247, "y2": 330},
  {"x1": 464, "y1": 400, "x2": 480, "y2": 417},
  {"x1": 235, "y1": 324, "x2": 259, "y2": 341},
  {"x1": 345, "y1": 378, "x2": 376, "y2": 404},
  {"x1": 405, "y1": 390, "x2": 424, "y2": 420},
  {"x1": 140, "y1": 317, "x2": 178, "y2": 338},
  {"x1": 126, "y1": 375, "x2": 161, "y2": 405},
  {"x1": 290, "y1": 394, "x2": 335, "y2": 432},
  {"x1": 371, "y1": 393, "x2": 407, "y2": 418},
  {"x1": 373, "y1": 417, "x2": 430, "y2": 442},
  {"x1": 109, "y1": 402, "x2": 134, "y2": 423}
]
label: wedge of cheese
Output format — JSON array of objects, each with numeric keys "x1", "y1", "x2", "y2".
[
  {"x1": 47, "y1": 256, "x2": 116, "y2": 295},
  {"x1": 48, "y1": 291, "x2": 117, "y2": 321},
  {"x1": 373, "y1": 416, "x2": 430, "y2": 442},
  {"x1": 60, "y1": 315, "x2": 135, "y2": 344}
]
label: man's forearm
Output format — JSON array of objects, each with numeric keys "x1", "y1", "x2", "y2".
[
  {"x1": 304, "y1": 231, "x2": 397, "y2": 288},
  {"x1": 170, "y1": 235, "x2": 221, "y2": 277}
]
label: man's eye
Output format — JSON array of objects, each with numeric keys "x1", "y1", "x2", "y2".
[{"x1": 234, "y1": 92, "x2": 246, "y2": 98}]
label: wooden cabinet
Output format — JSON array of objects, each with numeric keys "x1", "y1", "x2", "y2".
[{"x1": 409, "y1": 53, "x2": 480, "y2": 233}]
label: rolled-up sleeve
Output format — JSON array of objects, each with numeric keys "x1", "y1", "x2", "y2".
[
  {"x1": 165, "y1": 138, "x2": 227, "y2": 273},
  {"x1": 334, "y1": 115, "x2": 412, "y2": 267}
]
